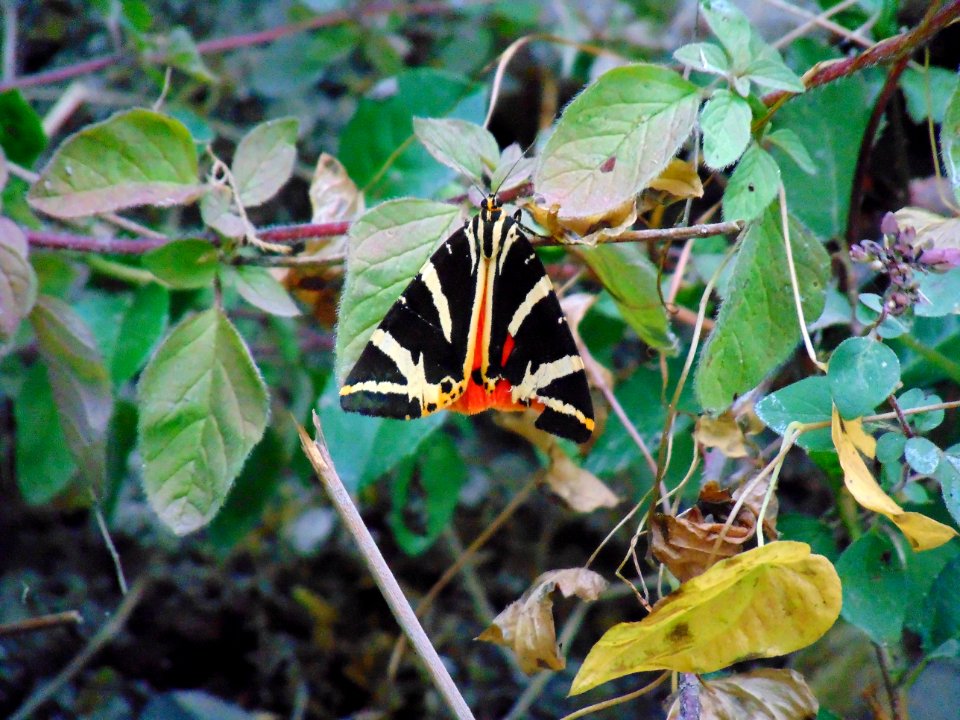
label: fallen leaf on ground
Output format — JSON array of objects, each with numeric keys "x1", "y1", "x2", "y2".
[
  {"x1": 570, "y1": 541, "x2": 841, "y2": 694},
  {"x1": 478, "y1": 568, "x2": 608, "y2": 674}
]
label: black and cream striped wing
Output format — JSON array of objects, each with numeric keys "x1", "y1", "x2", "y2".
[
  {"x1": 487, "y1": 224, "x2": 595, "y2": 443},
  {"x1": 339, "y1": 227, "x2": 478, "y2": 419}
]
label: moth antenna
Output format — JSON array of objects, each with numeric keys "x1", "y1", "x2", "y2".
[{"x1": 492, "y1": 137, "x2": 538, "y2": 199}]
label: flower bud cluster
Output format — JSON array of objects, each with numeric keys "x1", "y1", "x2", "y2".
[{"x1": 849, "y1": 213, "x2": 960, "y2": 315}]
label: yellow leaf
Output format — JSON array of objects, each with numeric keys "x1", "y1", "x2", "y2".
[
  {"x1": 695, "y1": 412, "x2": 750, "y2": 458},
  {"x1": 569, "y1": 541, "x2": 840, "y2": 695},
  {"x1": 478, "y1": 568, "x2": 608, "y2": 675},
  {"x1": 649, "y1": 158, "x2": 704, "y2": 200},
  {"x1": 831, "y1": 408, "x2": 957, "y2": 551},
  {"x1": 666, "y1": 668, "x2": 818, "y2": 720}
]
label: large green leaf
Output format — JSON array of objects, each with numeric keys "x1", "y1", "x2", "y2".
[
  {"x1": 15, "y1": 362, "x2": 76, "y2": 504},
  {"x1": 0, "y1": 90, "x2": 47, "y2": 167},
  {"x1": 755, "y1": 375, "x2": 834, "y2": 451},
  {"x1": 695, "y1": 206, "x2": 830, "y2": 411},
  {"x1": 942, "y1": 77, "x2": 960, "y2": 205},
  {"x1": 774, "y1": 46, "x2": 876, "y2": 237},
  {"x1": 827, "y1": 336, "x2": 901, "y2": 419},
  {"x1": 28, "y1": 108, "x2": 204, "y2": 218},
  {"x1": 30, "y1": 295, "x2": 114, "y2": 488},
  {"x1": 575, "y1": 243, "x2": 675, "y2": 352},
  {"x1": 334, "y1": 198, "x2": 462, "y2": 382},
  {"x1": 535, "y1": 64, "x2": 699, "y2": 220},
  {"x1": 0, "y1": 218, "x2": 37, "y2": 341},
  {"x1": 339, "y1": 69, "x2": 485, "y2": 199},
  {"x1": 722, "y1": 142, "x2": 781, "y2": 223},
  {"x1": 138, "y1": 308, "x2": 269, "y2": 535},
  {"x1": 111, "y1": 283, "x2": 170, "y2": 386}
]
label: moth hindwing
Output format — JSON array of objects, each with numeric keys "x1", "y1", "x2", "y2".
[{"x1": 340, "y1": 196, "x2": 594, "y2": 443}]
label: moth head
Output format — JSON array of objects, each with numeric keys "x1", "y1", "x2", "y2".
[{"x1": 480, "y1": 194, "x2": 503, "y2": 222}]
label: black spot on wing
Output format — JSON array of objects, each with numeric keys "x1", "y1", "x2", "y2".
[{"x1": 535, "y1": 406, "x2": 592, "y2": 444}]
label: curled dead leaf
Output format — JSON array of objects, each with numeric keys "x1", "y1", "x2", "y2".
[
  {"x1": 649, "y1": 157, "x2": 704, "y2": 201},
  {"x1": 546, "y1": 444, "x2": 619, "y2": 513},
  {"x1": 696, "y1": 412, "x2": 750, "y2": 458},
  {"x1": 651, "y1": 507, "x2": 753, "y2": 582},
  {"x1": 478, "y1": 568, "x2": 608, "y2": 674},
  {"x1": 310, "y1": 152, "x2": 365, "y2": 223},
  {"x1": 666, "y1": 668, "x2": 818, "y2": 720},
  {"x1": 523, "y1": 195, "x2": 637, "y2": 242}
]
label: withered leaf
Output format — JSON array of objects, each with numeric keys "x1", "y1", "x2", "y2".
[
  {"x1": 546, "y1": 444, "x2": 619, "y2": 513},
  {"x1": 651, "y1": 507, "x2": 752, "y2": 582},
  {"x1": 477, "y1": 568, "x2": 608, "y2": 674},
  {"x1": 666, "y1": 668, "x2": 818, "y2": 720}
]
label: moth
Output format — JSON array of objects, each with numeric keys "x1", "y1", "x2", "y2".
[{"x1": 340, "y1": 196, "x2": 594, "y2": 443}]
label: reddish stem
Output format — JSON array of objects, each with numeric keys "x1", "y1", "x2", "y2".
[{"x1": 0, "y1": 0, "x2": 471, "y2": 93}]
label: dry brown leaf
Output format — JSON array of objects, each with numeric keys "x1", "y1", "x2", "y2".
[
  {"x1": 650, "y1": 507, "x2": 753, "y2": 582},
  {"x1": 666, "y1": 669, "x2": 818, "y2": 720},
  {"x1": 545, "y1": 444, "x2": 619, "y2": 513},
  {"x1": 310, "y1": 152, "x2": 365, "y2": 223},
  {"x1": 523, "y1": 195, "x2": 637, "y2": 241},
  {"x1": 477, "y1": 568, "x2": 608, "y2": 674},
  {"x1": 733, "y1": 477, "x2": 779, "y2": 541},
  {"x1": 696, "y1": 412, "x2": 750, "y2": 458}
]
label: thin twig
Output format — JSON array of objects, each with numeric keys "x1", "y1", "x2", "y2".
[
  {"x1": 772, "y1": 0, "x2": 862, "y2": 49},
  {"x1": 2, "y1": 0, "x2": 16, "y2": 81},
  {"x1": 762, "y1": 0, "x2": 873, "y2": 48},
  {"x1": 678, "y1": 673, "x2": 702, "y2": 720},
  {"x1": 0, "y1": 611, "x2": 83, "y2": 638},
  {"x1": 875, "y1": 642, "x2": 905, "y2": 720},
  {"x1": 9, "y1": 579, "x2": 148, "y2": 720},
  {"x1": 90, "y1": 490, "x2": 129, "y2": 596},
  {"x1": 298, "y1": 413, "x2": 476, "y2": 720},
  {"x1": 387, "y1": 477, "x2": 539, "y2": 680}
]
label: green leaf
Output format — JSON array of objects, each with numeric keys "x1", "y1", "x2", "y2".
[
  {"x1": 856, "y1": 292, "x2": 908, "y2": 338},
  {"x1": 765, "y1": 128, "x2": 815, "y2": 174},
  {"x1": 248, "y1": 26, "x2": 360, "y2": 99},
  {"x1": 199, "y1": 184, "x2": 245, "y2": 238},
  {"x1": 231, "y1": 117, "x2": 299, "y2": 207},
  {"x1": 700, "y1": 89, "x2": 753, "y2": 170},
  {"x1": 111, "y1": 283, "x2": 170, "y2": 386},
  {"x1": 827, "y1": 337, "x2": 901, "y2": 419},
  {"x1": 743, "y1": 40, "x2": 805, "y2": 93},
  {"x1": 413, "y1": 117, "x2": 500, "y2": 182},
  {"x1": 940, "y1": 75, "x2": 960, "y2": 202},
  {"x1": 701, "y1": 0, "x2": 753, "y2": 70},
  {"x1": 778, "y1": 513, "x2": 839, "y2": 562},
  {"x1": 143, "y1": 239, "x2": 219, "y2": 289},
  {"x1": 316, "y1": 378, "x2": 445, "y2": 492},
  {"x1": 138, "y1": 308, "x2": 269, "y2": 535},
  {"x1": 905, "y1": 437, "x2": 941, "y2": 476},
  {"x1": 774, "y1": 48, "x2": 875, "y2": 237},
  {"x1": 339, "y1": 69, "x2": 485, "y2": 199},
  {"x1": 906, "y1": 553, "x2": 960, "y2": 651},
  {"x1": 15, "y1": 362, "x2": 76, "y2": 504},
  {"x1": 837, "y1": 530, "x2": 958, "y2": 645},
  {"x1": 754, "y1": 375, "x2": 834, "y2": 451},
  {"x1": 934, "y1": 452, "x2": 960, "y2": 527},
  {"x1": 152, "y1": 27, "x2": 216, "y2": 82},
  {"x1": 535, "y1": 64, "x2": 699, "y2": 219},
  {"x1": 916, "y1": 267, "x2": 960, "y2": 318},
  {"x1": 28, "y1": 108, "x2": 203, "y2": 218},
  {"x1": 389, "y1": 433, "x2": 468, "y2": 555},
  {"x1": 0, "y1": 218, "x2": 37, "y2": 341},
  {"x1": 673, "y1": 42, "x2": 730, "y2": 75},
  {"x1": 30, "y1": 295, "x2": 114, "y2": 488},
  {"x1": 206, "y1": 430, "x2": 284, "y2": 550},
  {"x1": 695, "y1": 207, "x2": 829, "y2": 411},
  {"x1": 722, "y1": 142, "x2": 781, "y2": 223},
  {"x1": 576, "y1": 243, "x2": 674, "y2": 351},
  {"x1": 876, "y1": 431, "x2": 906, "y2": 465},
  {"x1": 898, "y1": 388, "x2": 944, "y2": 433},
  {"x1": 334, "y1": 198, "x2": 462, "y2": 382},
  {"x1": 226, "y1": 265, "x2": 301, "y2": 317},
  {"x1": 0, "y1": 90, "x2": 47, "y2": 167},
  {"x1": 901, "y1": 65, "x2": 958, "y2": 124}
]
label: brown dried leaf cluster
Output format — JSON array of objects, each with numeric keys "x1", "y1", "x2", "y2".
[
  {"x1": 666, "y1": 669, "x2": 818, "y2": 720},
  {"x1": 477, "y1": 568, "x2": 608, "y2": 674}
]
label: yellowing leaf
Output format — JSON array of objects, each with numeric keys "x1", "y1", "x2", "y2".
[
  {"x1": 831, "y1": 408, "x2": 957, "y2": 551},
  {"x1": 666, "y1": 668, "x2": 818, "y2": 720},
  {"x1": 310, "y1": 152, "x2": 365, "y2": 223},
  {"x1": 695, "y1": 412, "x2": 750, "y2": 458},
  {"x1": 649, "y1": 157, "x2": 704, "y2": 200},
  {"x1": 570, "y1": 541, "x2": 840, "y2": 694},
  {"x1": 478, "y1": 568, "x2": 608, "y2": 674}
]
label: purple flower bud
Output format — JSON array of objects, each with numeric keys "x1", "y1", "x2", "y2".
[{"x1": 880, "y1": 212, "x2": 900, "y2": 236}]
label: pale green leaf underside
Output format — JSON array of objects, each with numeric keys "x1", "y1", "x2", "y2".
[
  {"x1": 30, "y1": 295, "x2": 113, "y2": 488},
  {"x1": 535, "y1": 64, "x2": 699, "y2": 219},
  {"x1": 232, "y1": 117, "x2": 299, "y2": 207},
  {"x1": 28, "y1": 108, "x2": 203, "y2": 218},
  {"x1": 138, "y1": 308, "x2": 269, "y2": 535},
  {"x1": 942, "y1": 79, "x2": 960, "y2": 204},
  {"x1": 695, "y1": 206, "x2": 830, "y2": 412},
  {"x1": 576, "y1": 243, "x2": 675, "y2": 352},
  {"x1": 413, "y1": 117, "x2": 500, "y2": 182},
  {"x1": 229, "y1": 265, "x2": 301, "y2": 317},
  {"x1": 335, "y1": 198, "x2": 462, "y2": 383},
  {"x1": 701, "y1": 89, "x2": 752, "y2": 170},
  {"x1": 673, "y1": 42, "x2": 729, "y2": 75}
]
